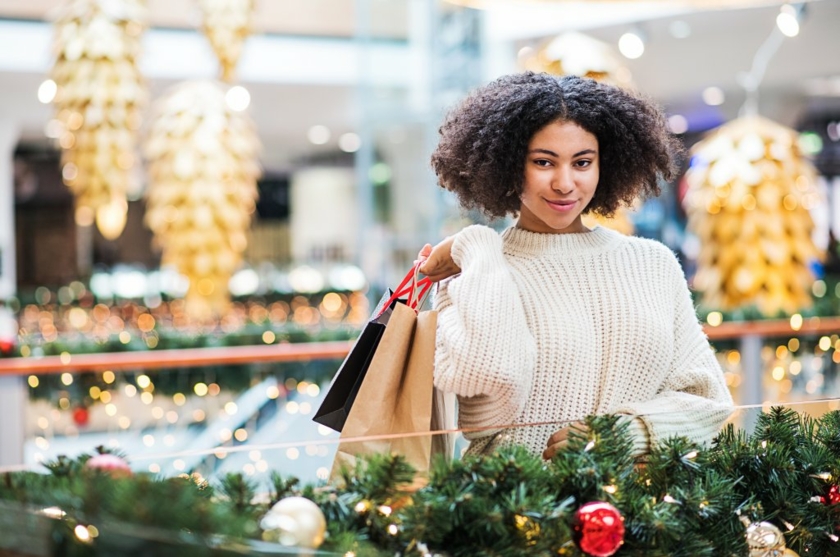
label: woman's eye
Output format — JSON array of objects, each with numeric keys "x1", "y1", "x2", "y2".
[
  {"x1": 534, "y1": 159, "x2": 551, "y2": 167},
  {"x1": 575, "y1": 159, "x2": 592, "y2": 168}
]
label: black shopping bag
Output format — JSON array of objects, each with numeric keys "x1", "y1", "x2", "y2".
[{"x1": 313, "y1": 266, "x2": 431, "y2": 432}]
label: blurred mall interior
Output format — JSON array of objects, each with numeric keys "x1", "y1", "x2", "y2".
[{"x1": 0, "y1": 0, "x2": 839, "y2": 487}]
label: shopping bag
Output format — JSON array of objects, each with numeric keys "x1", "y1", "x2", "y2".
[
  {"x1": 391, "y1": 309, "x2": 455, "y2": 472},
  {"x1": 313, "y1": 268, "x2": 431, "y2": 432},
  {"x1": 329, "y1": 269, "x2": 447, "y2": 482}
]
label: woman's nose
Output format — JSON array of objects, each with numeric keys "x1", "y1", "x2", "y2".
[{"x1": 551, "y1": 168, "x2": 574, "y2": 194}]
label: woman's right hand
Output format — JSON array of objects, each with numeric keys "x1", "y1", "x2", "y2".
[{"x1": 416, "y1": 236, "x2": 461, "y2": 282}]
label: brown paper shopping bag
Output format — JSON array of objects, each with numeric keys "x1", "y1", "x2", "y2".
[
  {"x1": 314, "y1": 270, "x2": 422, "y2": 432},
  {"x1": 390, "y1": 309, "x2": 441, "y2": 473},
  {"x1": 330, "y1": 285, "x2": 450, "y2": 483}
]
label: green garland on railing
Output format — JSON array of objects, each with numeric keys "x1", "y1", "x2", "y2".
[
  {"x1": 19, "y1": 325, "x2": 353, "y2": 403},
  {"x1": 693, "y1": 277, "x2": 840, "y2": 323},
  {"x1": 3, "y1": 408, "x2": 840, "y2": 556},
  {"x1": 9, "y1": 323, "x2": 356, "y2": 359}
]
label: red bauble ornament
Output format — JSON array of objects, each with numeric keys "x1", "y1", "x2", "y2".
[
  {"x1": 72, "y1": 406, "x2": 90, "y2": 427},
  {"x1": 572, "y1": 502, "x2": 625, "y2": 557},
  {"x1": 827, "y1": 485, "x2": 840, "y2": 505},
  {"x1": 85, "y1": 453, "x2": 132, "y2": 477},
  {"x1": 0, "y1": 338, "x2": 14, "y2": 355}
]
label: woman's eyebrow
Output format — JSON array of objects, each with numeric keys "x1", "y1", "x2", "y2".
[
  {"x1": 528, "y1": 148, "x2": 559, "y2": 156},
  {"x1": 527, "y1": 148, "x2": 598, "y2": 157}
]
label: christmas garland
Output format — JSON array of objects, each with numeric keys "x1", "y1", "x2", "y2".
[
  {"x1": 2, "y1": 408, "x2": 840, "y2": 556},
  {"x1": 8, "y1": 322, "x2": 356, "y2": 359}
]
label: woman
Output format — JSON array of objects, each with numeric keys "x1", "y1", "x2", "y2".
[{"x1": 417, "y1": 72, "x2": 734, "y2": 459}]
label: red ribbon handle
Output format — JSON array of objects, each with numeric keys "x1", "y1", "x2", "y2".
[{"x1": 377, "y1": 263, "x2": 433, "y2": 318}]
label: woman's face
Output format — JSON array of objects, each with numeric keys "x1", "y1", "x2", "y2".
[{"x1": 517, "y1": 120, "x2": 599, "y2": 235}]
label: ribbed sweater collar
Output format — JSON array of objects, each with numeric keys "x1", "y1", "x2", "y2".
[{"x1": 501, "y1": 225, "x2": 622, "y2": 257}]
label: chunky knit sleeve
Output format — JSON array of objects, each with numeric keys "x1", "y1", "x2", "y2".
[
  {"x1": 433, "y1": 225, "x2": 537, "y2": 439},
  {"x1": 614, "y1": 251, "x2": 734, "y2": 453}
]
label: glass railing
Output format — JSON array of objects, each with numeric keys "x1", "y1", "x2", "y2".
[
  {"x1": 6, "y1": 344, "x2": 351, "y2": 485},
  {"x1": 2, "y1": 315, "x2": 840, "y2": 483}
]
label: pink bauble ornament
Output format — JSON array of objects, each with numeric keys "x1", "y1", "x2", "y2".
[
  {"x1": 573, "y1": 502, "x2": 625, "y2": 557},
  {"x1": 85, "y1": 453, "x2": 132, "y2": 477}
]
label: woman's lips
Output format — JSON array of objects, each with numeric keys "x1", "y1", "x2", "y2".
[{"x1": 545, "y1": 199, "x2": 577, "y2": 212}]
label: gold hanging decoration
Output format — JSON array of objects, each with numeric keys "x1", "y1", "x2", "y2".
[
  {"x1": 144, "y1": 80, "x2": 261, "y2": 321},
  {"x1": 521, "y1": 32, "x2": 633, "y2": 89},
  {"x1": 582, "y1": 208, "x2": 636, "y2": 236},
  {"x1": 525, "y1": 32, "x2": 636, "y2": 235},
  {"x1": 198, "y1": 0, "x2": 255, "y2": 83},
  {"x1": 683, "y1": 115, "x2": 823, "y2": 316},
  {"x1": 51, "y1": 0, "x2": 147, "y2": 240}
]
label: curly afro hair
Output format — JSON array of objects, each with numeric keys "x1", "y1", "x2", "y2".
[{"x1": 431, "y1": 72, "x2": 684, "y2": 219}]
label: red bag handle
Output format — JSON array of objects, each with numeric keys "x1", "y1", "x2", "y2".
[
  {"x1": 377, "y1": 263, "x2": 433, "y2": 318},
  {"x1": 406, "y1": 264, "x2": 433, "y2": 309}
]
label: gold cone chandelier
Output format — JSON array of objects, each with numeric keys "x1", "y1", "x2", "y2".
[
  {"x1": 198, "y1": 0, "x2": 255, "y2": 83},
  {"x1": 683, "y1": 115, "x2": 823, "y2": 316},
  {"x1": 520, "y1": 32, "x2": 633, "y2": 89},
  {"x1": 50, "y1": 0, "x2": 147, "y2": 240},
  {"x1": 144, "y1": 80, "x2": 261, "y2": 321}
]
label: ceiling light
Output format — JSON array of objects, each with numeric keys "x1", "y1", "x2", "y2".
[
  {"x1": 776, "y1": 5, "x2": 800, "y2": 37},
  {"x1": 618, "y1": 32, "x2": 644, "y2": 60},
  {"x1": 702, "y1": 86, "x2": 725, "y2": 106},
  {"x1": 38, "y1": 79, "x2": 57, "y2": 104},
  {"x1": 338, "y1": 132, "x2": 361, "y2": 153},
  {"x1": 668, "y1": 114, "x2": 689, "y2": 135},
  {"x1": 307, "y1": 125, "x2": 330, "y2": 145},
  {"x1": 225, "y1": 85, "x2": 250, "y2": 111}
]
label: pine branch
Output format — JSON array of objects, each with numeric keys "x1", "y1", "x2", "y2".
[
  {"x1": 268, "y1": 471, "x2": 300, "y2": 506},
  {"x1": 216, "y1": 472, "x2": 258, "y2": 514}
]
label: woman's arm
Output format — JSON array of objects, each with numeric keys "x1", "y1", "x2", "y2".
[
  {"x1": 613, "y1": 252, "x2": 735, "y2": 455},
  {"x1": 427, "y1": 225, "x2": 538, "y2": 437}
]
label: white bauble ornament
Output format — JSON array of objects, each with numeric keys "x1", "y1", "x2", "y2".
[{"x1": 260, "y1": 496, "x2": 326, "y2": 549}]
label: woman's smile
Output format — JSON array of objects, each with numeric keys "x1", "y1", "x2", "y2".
[{"x1": 544, "y1": 198, "x2": 578, "y2": 212}]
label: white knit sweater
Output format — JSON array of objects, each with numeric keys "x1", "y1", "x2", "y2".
[{"x1": 432, "y1": 224, "x2": 734, "y2": 457}]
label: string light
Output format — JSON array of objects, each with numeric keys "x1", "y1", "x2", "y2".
[
  {"x1": 618, "y1": 31, "x2": 644, "y2": 59},
  {"x1": 74, "y1": 525, "x2": 92, "y2": 543}
]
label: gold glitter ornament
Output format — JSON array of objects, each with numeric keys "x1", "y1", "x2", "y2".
[
  {"x1": 198, "y1": 0, "x2": 255, "y2": 83},
  {"x1": 50, "y1": 0, "x2": 147, "y2": 239},
  {"x1": 744, "y1": 520, "x2": 799, "y2": 557},
  {"x1": 684, "y1": 116, "x2": 823, "y2": 316},
  {"x1": 521, "y1": 32, "x2": 632, "y2": 89},
  {"x1": 144, "y1": 80, "x2": 261, "y2": 321},
  {"x1": 260, "y1": 497, "x2": 326, "y2": 549}
]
